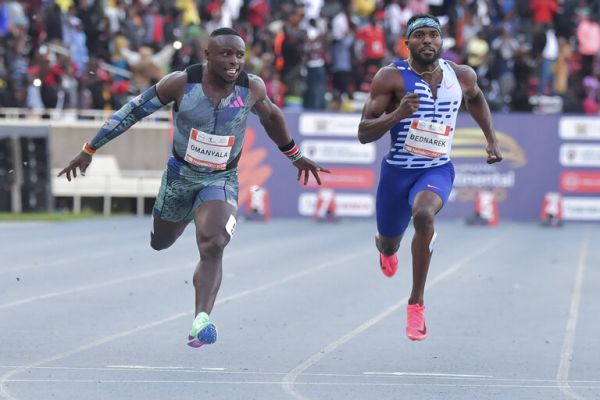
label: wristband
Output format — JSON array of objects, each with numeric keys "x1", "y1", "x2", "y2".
[
  {"x1": 82, "y1": 142, "x2": 96, "y2": 156},
  {"x1": 279, "y1": 140, "x2": 303, "y2": 162}
]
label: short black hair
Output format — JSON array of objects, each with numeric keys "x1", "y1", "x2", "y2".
[
  {"x1": 406, "y1": 14, "x2": 440, "y2": 28},
  {"x1": 210, "y1": 27, "x2": 242, "y2": 38}
]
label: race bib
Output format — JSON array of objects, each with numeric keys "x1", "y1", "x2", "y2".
[
  {"x1": 184, "y1": 128, "x2": 234, "y2": 170},
  {"x1": 403, "y1": 119, "x2": 451, "y2": 158}
]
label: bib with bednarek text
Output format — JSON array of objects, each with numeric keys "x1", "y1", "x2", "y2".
[
  {"x1": 403, "y1": 119, "x2": 451, "y2": 159},
  {"x1": 184, "y1": 128, "x2": 235, "y2": 170}
]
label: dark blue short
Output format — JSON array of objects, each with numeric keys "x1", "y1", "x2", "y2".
[{"x1": 376, "y1": 160, "x2": 455, "y2": 237}]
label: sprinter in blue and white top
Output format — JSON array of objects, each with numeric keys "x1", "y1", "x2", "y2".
[{"x1": 358, "y1": 14, "x2": 502, "y2": 342}]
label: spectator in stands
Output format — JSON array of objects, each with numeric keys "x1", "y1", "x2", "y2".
[
  {"x1": 530, "y1": 0, "x2": 559, "y2": 26},
  {"x1": 465, "y1": 30, "x2": 489, "y2": 81},
  {"x1": 123, "y1": 7, "x2": 145, "y2": 51},
  {"x1": 329, "y1": 4, "x2": 355, "y2": 110},
  {"x1": 79, "y1": 56, "x2": 112, "y2": 110},
  {"x1": 582, "y1": 75, "x2": 599, "y2": 115},
  {"x1": 356, "y1": 10, "x2": 387, "y2": 92},
  {"x1": 0, "y1": 52, "x2": 10, "y2": 107},
  {"x1": 278, "y1": 4, "x2": 307, "y2": 108},
  {"x1": 120, "y1": 42, "x2": 175, "y2": 91},
  {"x1": 65, "y1": 16, "x2": 89, "y2": 77},
  {"x1": 576, "y1": 7, "x2": 600, "y2": 78},
  {"x1": 537, "y1": 24, "x2": 559, "y2": 95},
  {"x1": 303, "y1": 18, "x2": 327, "y2": 110},
  {"x1": 44, "y1": 3, "x2": 63, "y2": 43},
  {"x1": 553, "y1": 36, "x2": 572, "y2": 96},
  {"x1": 384, "y1": 0, "x2": 412, "y2": 51},
  {"x1": 1, "y1": 0, "x2": 598, "y2": 114},
  {"x1": 491, "y1": 24, "x2": 519, "y2": 109},
  {"x1": 0, "y1": 1, "x2": 10, "y2": 40}
]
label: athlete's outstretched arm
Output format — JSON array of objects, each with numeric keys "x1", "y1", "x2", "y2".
[
  {"x1": 58, "y1": 72, "x2": 186, "y2": 181},
  {"x1": 452, "y1": 63, "x2": 503, "y2": 164},
  {"x1": 249, "y1": 74, "x2": 330, "y2": 185},
  {"x1": 358, "y1": 66, "x2": 417, "y2": 144}
]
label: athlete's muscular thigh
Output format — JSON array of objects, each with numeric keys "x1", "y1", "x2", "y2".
[
  {"x1": 150, "y1": 210, "x2": 188, "y2": 251},
  {"x1": 194, "y1": 200, "x2": 237, "y2": 252}
]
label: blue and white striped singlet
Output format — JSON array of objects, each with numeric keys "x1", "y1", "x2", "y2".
[{"x1": 386, "y1": 58, "x2": 462, "y2": 169}]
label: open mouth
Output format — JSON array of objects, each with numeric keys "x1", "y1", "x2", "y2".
[{"x1": 225, "y1": 68, "x2": 239, "y2": 78}]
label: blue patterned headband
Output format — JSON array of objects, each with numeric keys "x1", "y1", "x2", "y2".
[{"x1": 406, "y1": 17, "x2": 441, "y2": 38}]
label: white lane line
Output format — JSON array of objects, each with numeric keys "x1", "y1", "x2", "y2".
[
  {"x1": 281, "y1": 237, "x2": 503, "y2": 400},
  {"x1": 557, "y1": 233, "x2": 590, "y2": 400},
  {"x1": 105, "y1": 365, "x2": 189, "y2": 370},
  {"x1": 0, "y1": 232, "x2": 327, "y2": 310},
  {"x1": 105, "y1": 365, "x2": 226, "y2": 371},
  {"x1": 363, "y1": 372, "x2": 493, "y2": 378},
  {"x1": 2, "y1": 379, "x2": 600, "y2": 390},
  {"x1": 2, "y1": 365, "x2": 600, "y2": 385},
  {"x1": 0, "y1": 247, "x2": 371, "y2": 400}
]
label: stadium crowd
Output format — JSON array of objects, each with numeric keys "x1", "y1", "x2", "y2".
[{"x1": 0, "y1": 0, "x2": 599, "y2": 114}]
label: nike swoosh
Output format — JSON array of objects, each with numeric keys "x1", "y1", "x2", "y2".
[
  {"x1": 418, "y1": 324, "x2": 427, "y2": 335},
  {"x1": 445, "y1": 83, "x2": 455, "y2": 90},
  {"x1": 427, "y1": 184, "x2": 441, "y2": 190}
]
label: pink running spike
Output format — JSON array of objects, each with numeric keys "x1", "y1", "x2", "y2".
[
  {"x1": 406, "y1": 303, "x2": 427, "y2": 341},
  {"x1": 379, "y1": 253, "x2": 398, "y2": 277}
]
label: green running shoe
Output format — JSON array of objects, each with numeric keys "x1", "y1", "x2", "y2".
[{"x1": 187, "y1": 312, "x2": 218, "y2": 348}]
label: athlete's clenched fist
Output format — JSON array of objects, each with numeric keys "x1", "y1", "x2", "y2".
[{"x1": 397, "y1": 92, "x2": 420, "y2": 118}]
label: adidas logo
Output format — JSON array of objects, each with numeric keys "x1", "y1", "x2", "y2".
[{"x1": 228, "y1": 96, "x2": 245, "y2": 108}]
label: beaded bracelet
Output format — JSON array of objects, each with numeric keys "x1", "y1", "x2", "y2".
[
  {"x1": 278, "y1": 139, "x2": 303, "y2": 163},
  {"x1": 82, "y1": 142, "x2": 96, "y2": 156}
]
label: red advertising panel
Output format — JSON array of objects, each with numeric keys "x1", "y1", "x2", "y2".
[
  {"x1": 560, "y1": 171, "x2": 600, "y2": 193},
  {"x1": 305, "y1": 168, "x2": 375, "y2": 189}
]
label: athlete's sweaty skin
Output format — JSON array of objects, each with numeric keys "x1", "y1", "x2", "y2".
[{"x1": 59, "y1": 29, "x2": 329, "y2": 334}]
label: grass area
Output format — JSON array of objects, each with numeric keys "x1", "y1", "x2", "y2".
[{"x1": 0, "y1": 211, "x2": 104, "y2": 221}]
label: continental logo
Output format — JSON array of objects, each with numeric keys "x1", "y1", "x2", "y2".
[{"x1": 450, "y1": 129, "x2": 527, "y2": 168}]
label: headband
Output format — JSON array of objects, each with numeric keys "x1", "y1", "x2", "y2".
[{"x1": 406, "y1": 17, "x2": 442, "y2": 38}]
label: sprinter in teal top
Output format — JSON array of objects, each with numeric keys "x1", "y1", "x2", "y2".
[
  {"x1": 171, "y1": 63, "x2": 252, "y2": 172},
  {"x1": 58, "y1": 28, "x2": 329, "y2": 349}
]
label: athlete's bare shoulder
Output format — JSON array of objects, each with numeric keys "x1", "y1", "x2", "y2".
[
  {"x1": 247, "y1": 73, "x2": 268, "y2": 105},
  {"x1": 367, "y1": 64, "x2": 405, "y2": 110},
  {"x1": 371, "y1": 64, "x2": 404, "y2": 93},
  {"x1": 156, "y1": 70, "x2": 187, "y2": 105}
]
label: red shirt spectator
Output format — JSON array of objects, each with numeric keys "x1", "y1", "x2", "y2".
[
  {"x1": 356, "y1": 21, "x2": 386, "y2": 60},
  {"x1": 530, "y1": 0, "x2": 558, "y2": 25},
  {"x1": 248, "y1": 0, "x2": 269, "y2": 30}
]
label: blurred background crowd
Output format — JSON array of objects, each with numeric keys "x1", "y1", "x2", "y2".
[{"x1": 0, "y1": 0, "x2": 599, "y2": 114}]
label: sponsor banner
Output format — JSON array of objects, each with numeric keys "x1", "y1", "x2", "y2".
[
  {"x1": 454, "y1": 170, "x2": 515, "y2": 188},
  {"x1": 301, "y1": 140, "x2": 376, "y2": 164},
  {"x1": 298, "y1": 192, "x2": 374, "y2": 217},
  {"x1": 559, "y1": 117, "x2": 600, "y2": 140},
  {"x1": 563, "y1": 197, "x2": 600, "y2": 220},
  {"x1": 559, "y1": 144, "x2": 600, "y2": 167},
  {"x1": 305, "y1": 168, "x2": 375, "y2": 189},
  {"x1": 443, "y1": 114, "x2": 561, "y2": 221},
  {"x1": 244, "y1": 112, "x2": 600, "y2": 221},
  {"x1": 560, "y1": 171, "x2": 600, "y2": 193},
  {"x1": 299, "y1": 113, "x2": 361, "y2": 137}
]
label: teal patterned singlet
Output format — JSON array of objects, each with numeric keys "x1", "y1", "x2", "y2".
[{"x1": 172, "y1": 64, "x2": 253, "y2": 172}]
